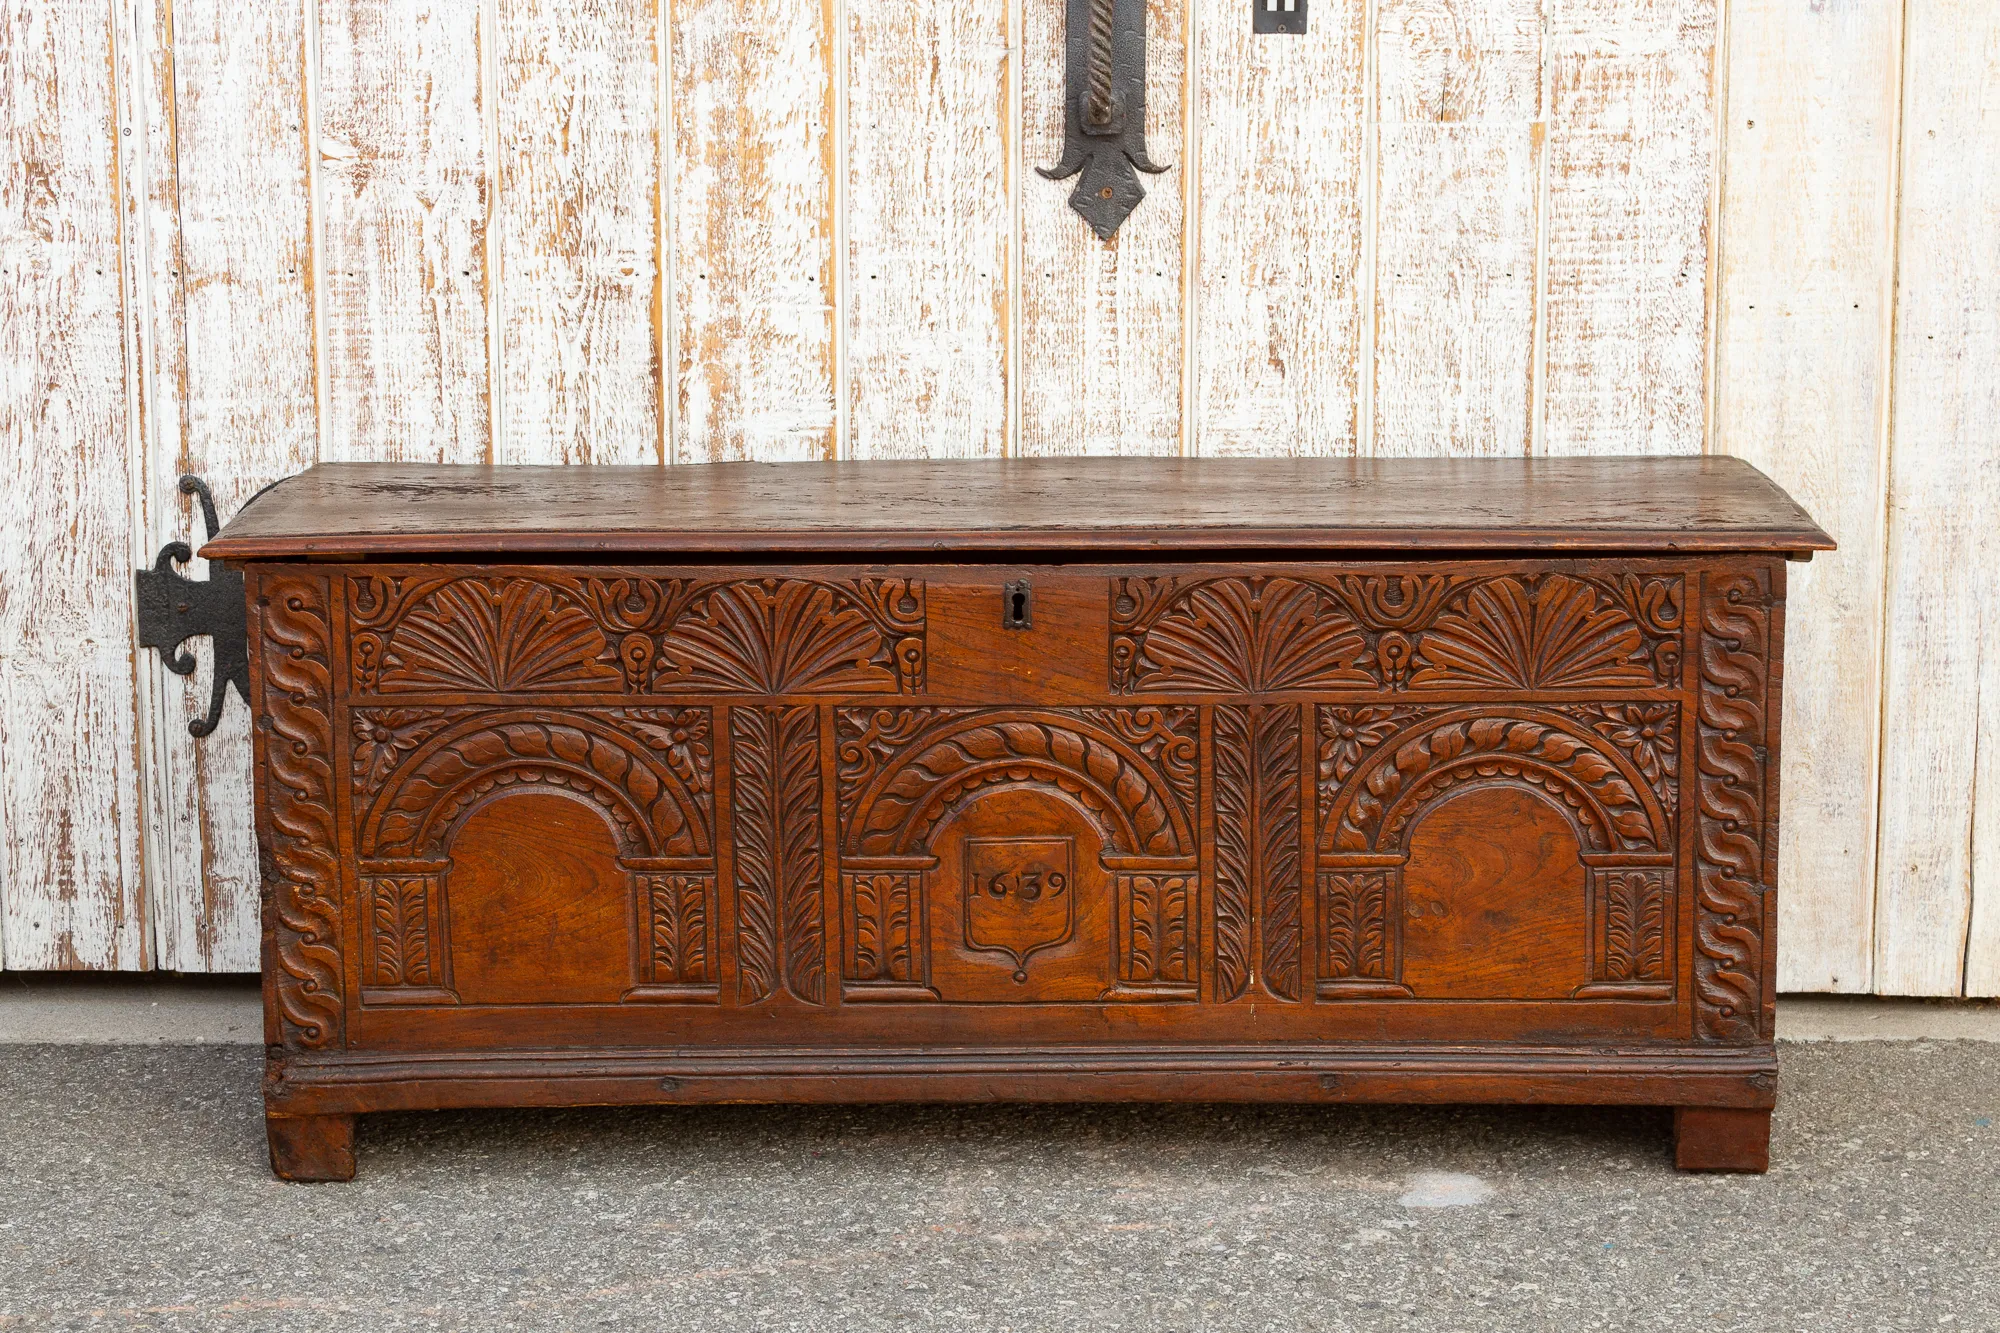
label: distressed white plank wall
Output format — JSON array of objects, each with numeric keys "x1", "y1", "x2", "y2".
[{"x1": 1, "y1": 0, "x2": 1994, "y2": 992}]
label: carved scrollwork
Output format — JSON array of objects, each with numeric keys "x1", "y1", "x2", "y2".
[
  {"x1": 1111, "y1": 572, "x2": 1682, "y2": 695},
  {"x1": 1316, "y1": 706, "x2": 1672, "y2": 856},
  {"x1": 257, "y1": 573, "x2": 343, "y2": 1050},
  {"x1": 835, "y1": 707, "x2": 1198, "y2": 859},
  {"x1": 1694, "y1": 569, "x2": 1772, "y2": 1043},
  {"x1": 347, "y1": 574, "x2": 926, "y2": 696}
]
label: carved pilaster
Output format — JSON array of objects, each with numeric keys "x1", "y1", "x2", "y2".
[
  {"x1": 257, "y1": 573, "x2": 344, "y2": 1048},
  {"x1": 1694, "y1": 568, "x2": 1774, "y2": 1042}
]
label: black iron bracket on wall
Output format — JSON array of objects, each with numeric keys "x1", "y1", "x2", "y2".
[
  {"x1": 135, "y1": 476, "x2": 250, "y2": 738},
  {"x1": 1039, "y1": 0, "x2": 1167, "y2": 239}
]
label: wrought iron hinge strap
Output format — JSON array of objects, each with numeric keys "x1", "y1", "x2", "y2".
[{"x1": 135, "y1": 475, "x2": 251, "y2": 738}]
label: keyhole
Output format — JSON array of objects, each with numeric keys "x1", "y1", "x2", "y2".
[{"x1": 1003, "y1": 580, "x2": 1032, "y2": 629}]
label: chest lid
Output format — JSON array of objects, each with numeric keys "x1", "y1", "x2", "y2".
[{"x1": 201, "y1": 456, "x2": 1833, "y2": 560}]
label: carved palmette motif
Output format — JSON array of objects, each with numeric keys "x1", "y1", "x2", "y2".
[
  {"x1": 1111, "y1": 572, "x2": 1681, "y2": 695},
  {"x1": 347, "y1": 573, "x2": 925, "y2": 697},
  {"x1": 257, "y1": 573, "x2": 344, "y2": 1049},
  {"x1": 1694, "y1": 569, "x2": 1773, "y2": 1042}
]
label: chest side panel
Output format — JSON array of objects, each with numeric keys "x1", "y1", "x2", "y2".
[{"x1": 247, "y1": 558, "x2": 1780, "y2": 1053}]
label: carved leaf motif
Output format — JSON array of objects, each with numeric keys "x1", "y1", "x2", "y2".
[
  {"x1": 731, "y1": 708, "x2": 825, "y2": 1004},
  {"x1": 618, "y1": 707, "x2": 713, "y2": 796},
  {"x1": 1414, "y1": 574, "x2": 1655, "y2": 689},
  {"x1": 1604, "y1": 870, "x2": 1666, "y2": 981},
  {"x1": 1212, "y1": 708, "x2": 1255, "y2": 1002},
  {"x1": 1321, "y1": 872, "x2": 1390, "y2": 980},
  {"x1": 378, "y1": 579, "x2": 622, "y2": 693},
  {"x1": 1219, "y1": 705, "x2": 1305, "y2": 1001},
  {"x1": 1257, "y1": 706, "x2": 1303, "y2": 1002},
  {"x1": 1118, "y1": 578, "x2": 1373, "y2": 693},
  {"x1": 649, "y1": 874, "x2": 710, "y2": 984},
  {"x1": 366, "y1": 713, "x2": 709, "y2": 860},
  {"x1": 1324, "y1": 707, "x2": 1666, "y2": 857},
  {"x1": 259, "y1": 575, "x2": 343, "y2": 1049},
  {"x1": 351, "y1": 708, "x2": 460, "y2": 796},
  {"x1": 844, "y1": 709, "x2": 1194, "y2": 860},
  {"x1": 1121, "y1": 875, "x2": 1193, "y2": 985}
]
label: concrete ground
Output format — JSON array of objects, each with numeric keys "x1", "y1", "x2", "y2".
[{"x1": 1, "y1": 983, "x2": 1996, "y2": 1332}]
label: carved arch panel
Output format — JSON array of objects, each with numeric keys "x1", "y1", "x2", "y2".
[
  {"x1": 1314, "y1": 705, "x2": 1678, "y2": 1002},
  {"x1": 835, "y1": 707, "x2": 1199, "y2": 1001},
  {"x1": 355, "y1": 708, "x2": 719, "y2": 1006}
]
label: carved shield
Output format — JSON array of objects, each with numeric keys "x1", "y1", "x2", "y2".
[{"x1": 963, "y1": 837, "x2": 1076, "y2": 983}]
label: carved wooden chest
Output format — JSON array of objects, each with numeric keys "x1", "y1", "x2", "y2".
[{"x1": 205, "y1": 457, "x2": 1832, "y2": 1180}]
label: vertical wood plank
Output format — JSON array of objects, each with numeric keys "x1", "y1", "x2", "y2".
[
  {"x1": 1877, "y1": 0, "x2": 2000, "y2": 996},
  {"x1": 1017, "y1": 0, "x2": 1185, "y2": 456},
  {"x1": 670, "y1": 0, "x2": 836, "y2": 462},
  {"x1": 1191, "y1": 0, "x2": 1366, "y2": 456},
  {"x1": 1372, "y1": 0, "x2": 1542, "y2": 457},
  {"x1": 318, "y1": 0, "x2": 492, "y2": 463},
  {"x1": 1714, "y1": 0, "x2": 1900, "y2": 992},
  {"x1": 496, "y1": 0, "x2": 662, "y2": 464},
  {"x1": 1540, "y1": 0, "x2": 1716, "y2": 456},
  {"x1": 0, "y1": 0, "x2": 148, "y2": 967},
  {"x1": 134, "y1": 0, "x2": 319, "y2": 972},
  {"x1": 844, "y1": 0, "x2": 1010, "y2": 459}
]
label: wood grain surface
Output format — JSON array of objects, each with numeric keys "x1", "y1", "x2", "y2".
[
  {"x1": 495, "y1": 0, "x2": 662, "y2": 464},
  {"x1": 1017, "y1": 0, "x2": 1185, "y2": 457},
  {"x1": 669, "y1": 0, "x2": 835, "y2": 462},
  {"x1": 1372, "y1": 0, "x2": 1542, "y2": 457},
  {"x1": 125, "y1": 0, "x2": 320, "y2": 973},
  {"x1": 203, "y1": 457, "x2": 1834, "y2": 558},
  {"x1": 317, "y1": 0, "x2": 492, "y2": 465},
  {"x1": 1540, "y1": 0, "x2": 1716, "y2": 457},
  {"x1": 0, "y1": 0, "x2": 148, "y2": 967},
  {"x1": 1190, "y1": 0, "x2": 1365, "y2": 457},
  {"x1": 1875, "y1": 0, "x2": 2000, "y2": 997},
  {"x1": 1713, "y1": 0, "x2": 1901, "y2": 993},
  {"x1": 844, "y1": 0, "x2": 1010, "y2": 459}
]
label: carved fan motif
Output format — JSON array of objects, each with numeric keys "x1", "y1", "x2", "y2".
[
  {"x1": 1119, "y1": 577, "x2": 1373, "y2": 693},
  {"x1": 1413, "y1": 575, "x2": 1655, "y2": 690},
  {"x1": 378, "y1": 580, "x2": 621, "y2": 693},
  {"x1": 656, "y1": 580, "x2": 917, "y2": 694}
]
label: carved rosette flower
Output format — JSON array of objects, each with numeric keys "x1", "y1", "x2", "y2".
[
  {"x1": 351, "y1": 708, "x2": 457, "y2": 796},
  {"x1": 1582, "y1": 703, "x2": 1678, "y2": 795},
  {"x1": 1317, "y1": 706, "x2": 1423, "y2": 791}
]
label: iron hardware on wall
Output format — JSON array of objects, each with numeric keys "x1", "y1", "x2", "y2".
[
  {"x1": 1253, "y1": 0, "x2": 1307, "y2": 35},
  {"x1": 1039, "y1": 0, "x2": 1167, "y2": 239},
  {"x1": 135, "y1": 475, "x2": 251, "y2": 737}
]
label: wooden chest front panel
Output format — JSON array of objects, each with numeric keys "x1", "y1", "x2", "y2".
[{"x1": 250, "y1": 559, "x2": 1781, "y2": 1054}]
